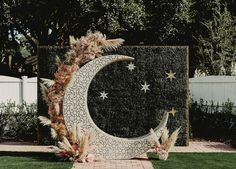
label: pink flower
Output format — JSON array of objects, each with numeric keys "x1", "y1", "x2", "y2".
[{"x1": 86, "y1": 154, "x2": 95, "y2": 162}]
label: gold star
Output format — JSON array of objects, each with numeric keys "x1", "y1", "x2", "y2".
[
  {"x1": 169, "y1": 107, "x2": 178, "y2": 116},
  {"x1": 166, "y1": 70, "x2": 176, "y2": 81}
]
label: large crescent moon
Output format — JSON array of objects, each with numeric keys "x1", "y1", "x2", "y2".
[{"x1": 63, "y1": 55, "x2": 169, "y2": 160}]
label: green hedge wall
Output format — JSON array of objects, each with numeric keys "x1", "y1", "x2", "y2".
[
  {"x1": 189, "y1": 100, "x2": 236, "y2": 141},
  {"x1": 38, "y1": 46, "x2": 189, "y2": 146}
]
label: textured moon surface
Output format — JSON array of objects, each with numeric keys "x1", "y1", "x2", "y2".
[{"x1": 63, "y1": 55, "x2": 169, "y2": 159}]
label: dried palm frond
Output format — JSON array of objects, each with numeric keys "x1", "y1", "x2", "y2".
[
  {"x1": 51, "y1": 128, "x2": 58, "y2": 139},
  {"x1": 55, "y1": 55, "x2": 62, "y2": 66},
  {"x1": 51, "y1": 146, "x2": 61, "y2": 153},
  {"x1": 54, "y1": 102, "x2": 60, "y2": 115},
  {"x1": 38, "y1": 116, "x2": 51, "y2": 126},
  {"x1": 69, "y1": 35, "x2": 78, "y2": 46},
  {"x1": 166, "y1": 127, "x2": 180, "y2": 151},
  {"x1": 76, "y1": 124, "x2": 81, "y2": 142},
  {"x1": 64, "y1": 71, "x2": 76, "y2": 90},
  {"x1": 54, "y1": 123, "x2": 67, "y2": 139},
  {"x1": 161, "y1": 127, "x2": 169, "y2": 144},
  {"x1": 101, "y1": 38, "x2": 124, "y2": 51},
  {"x1": 40, "y1": 78, "x2": 55, "y2": 87},
  {"x1": 87, "y1": 130, "x2": 95, "y2": 143},
  {"x1": 40, "y1": 83, "x2": 49, "y2": 103},
  {"x1": 68, "y1": 126, "x2": 76, "y2": 144},
  {"x1": 79, "y1": 135, "x2": 89, "y2": 158},
  {"x1": 62, "y1": 136, "x2": 73, "y2": 150},
  {"x1": 149, "y1": 128, "x2": 161, "y2": 147},
  {"x1": 58, "y1": 141, "x2": 71, "y2": 152}
]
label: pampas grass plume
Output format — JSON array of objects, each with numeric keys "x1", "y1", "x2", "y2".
[{"x1": 38, "y1": 116, "x2": 51, "y2": 126}]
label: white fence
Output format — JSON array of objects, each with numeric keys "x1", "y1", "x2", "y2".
[
  {"x1": 0, "y1": 75, "x2": 37, "y2": 104},
  {"x1": 189, "y1": 76, "x2": 236, "y2": 105}
]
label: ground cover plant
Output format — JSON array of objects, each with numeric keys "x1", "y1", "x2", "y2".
[
  {"x1": 0, "y1": 101, "x2": 37, "y2": 141},
  {"x1": 189, "y1": 99, "x2": 236, "y2": 142}
]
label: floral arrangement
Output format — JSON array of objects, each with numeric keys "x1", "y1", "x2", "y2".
[
  {"x1": 38, "y1": 31, "x2": 124, "y2": 162},
  {"x1": 53, "y1": 124, "x2": 95, "y2": 162},
  {"x1": 149, "y1": 127, "x2": 180, "y2": 160}
]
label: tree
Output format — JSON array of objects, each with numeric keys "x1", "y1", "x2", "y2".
[
  {"x1": 0, "y1": 0, "x2": 145, "y2": 76},
  {"x1": 0, "y1": 2, "x2": 26, "y2": 77},
  {"x1": 197, "y1": 0, "x2": 236, "y2": 75},
  {"x1": 4, "y1": 0, "x2": 145, "y2": 49}
]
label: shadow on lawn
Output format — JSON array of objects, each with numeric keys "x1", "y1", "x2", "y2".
[{"x1": 0, "y1": 152, "x2": 64, "y2": 162}]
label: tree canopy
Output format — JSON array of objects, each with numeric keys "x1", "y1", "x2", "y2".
[{"x1": 0, "y1": 0, "x2": 235, "y2": 77}]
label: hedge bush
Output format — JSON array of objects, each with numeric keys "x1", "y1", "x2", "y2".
[
  {"x1": 189, "y1": 99, "x2": 236, "y2": 141},
  {"x1": 0, "y1": 101, "x2": 38, "y2": 141}
]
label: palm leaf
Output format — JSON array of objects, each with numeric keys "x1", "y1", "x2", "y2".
[
  {"x1": 149, "y1": 128, "x2": 160, "y2": 147},
  {"x1": 38, "y1": 116, "x2": 51, "y2": 126},
  {"x1": 40, "y1": 78, "x2": 55, "y2": 87},
  {"x1": 62, "y1": 136, "x2": 72, "y2": 149},
  {"x1": 79, "y1": 135, "x2": 89, "y2": 158},
  {"x1": 69, "y1": 35, "x2": 77, "y2": 46},
  {"x1": 161, "y1": 127, "x2": 169, "y2": 144},
  {"x1": 55, "y1": 55, "x2": 61, "y2": 66},
  {"x1": 101, "y1": 38, "x2": 124, "y2": 51},
  {"x1": 50, "y1": 128, "x2": 58, "y2": 139},
  {"x1": 166, "y1": 127, "x2": 180, "y2": 151},
  {"x1": 40, "y1": 83, "x2": 49, "y2": 103},
  {"x1": 87, "y1": 130, "x2": 95, "y2": 143},
  {"x1": 76, "y1": 124, "x2": 81, "y2": 142}
]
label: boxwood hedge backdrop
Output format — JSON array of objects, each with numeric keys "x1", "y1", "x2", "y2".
[{"x1": 38, "y1": 46, "x2": 189, "y2": 146}]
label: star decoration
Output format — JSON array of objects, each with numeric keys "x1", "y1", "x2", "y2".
[
  {"x1": 169, "y1": 107, "x2": 178, "y2": 116},
  {"x1": 126, "y1": 62, "x2": 136, "y2": 72},
  {"x1": 100, "y1": 91, "x2": 108, "y2": 100},
  {"x1": 141, "y1": 82, "x2": 150, "y2": 93},
  {"x1": 166, "y1": 70, "x2": 176, "y2": 81}
]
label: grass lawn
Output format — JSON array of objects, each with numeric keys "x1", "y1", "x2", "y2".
[
  {"x1": 148, "y1": 152, "x2": 236, "y2": 169},
  {"x1": 0, "y1": 154, "x2": 73, "y2": 169}
]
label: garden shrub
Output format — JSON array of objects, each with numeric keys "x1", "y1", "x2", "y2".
[
  {"x1": 189, "y1": 98, "x2": 236, "y2": 141},
  {"x1": 0, "y1": 101, "x2": 38, "y2": 141}
]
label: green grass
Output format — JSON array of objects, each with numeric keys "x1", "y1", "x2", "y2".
[
  {"x1": 0, "y1": 154, "x2": 73, "y2": 169},
  {"x1": 148, "y1": 152, "x2": 236, "y2": 169}
]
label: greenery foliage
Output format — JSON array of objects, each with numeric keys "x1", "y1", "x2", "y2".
[
  {"x1": 1, "y1": 0, "x2": 236, "y2": 77},
  {"x1": 0, "y1": 101, "x2": 38, "y2": 141},
  {"x1": 148, "y1": 152, "x2": 236, "y2": 169},
  {"x1": 189, "y1": 98, "x2": 236, "y2": 140},
  {"x1": 197, "y1": 0, "x2": 236, "y2": 75}
]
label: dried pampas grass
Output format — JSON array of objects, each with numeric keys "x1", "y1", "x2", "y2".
[
  {"x1": 38, "y1": 116, "x2": 51, "y2": 126},
  {"x1": 39, "y1": 31, "x2": 122, "y2": 162},
  {"x1": 149, "y1": 126, "x2": 180, "y2": 160},
  {"x1": 40, "y1": 78, "x2": 55, "y2": 87},
  {"x1": 51, "y1": 128, "x2": 58, "y2": 139},
  {"x1": 166, "y1": 127, "x2": 180, "y2": 151},
  {"x1": 101, "y1": 38, "x2": 124, "y2": 51},
  {"x1": 161, "y1": 127, "x2": 169, "y2": 144},
  {"x1": 149, "y1": 128, "x2": 160, "y2": 147},
  {"x1": 40, "y1": 83, "x2": 49, "y2": 103},
  {"x1": 54, "y1": 125, "x2": 96, "y2": 162}
]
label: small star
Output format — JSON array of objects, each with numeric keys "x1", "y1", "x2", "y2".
[
  {"x1": 166, "y1": 70, "x2": 176, "y2": 81},
  {"x1": 169, "y1": 107, "x2": 178, "y2": 116},
  {"x1": 141, "y1": 82, "x2": 150, "y2": 93},
  {"x1": 126, "y1": 62, "x2": 136, "y2": 71},
  {"x1": 100, "y1": 91, "x2": 108, "y2": 100}
]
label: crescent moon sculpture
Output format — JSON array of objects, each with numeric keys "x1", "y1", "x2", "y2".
[{"x1": 63, "y1": 55, "x2": 169, "y2": 160}]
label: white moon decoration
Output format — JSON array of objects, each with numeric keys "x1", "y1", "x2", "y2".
[{"x1": 63, "y1": 55, "x2": 169, "y2": 160}]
